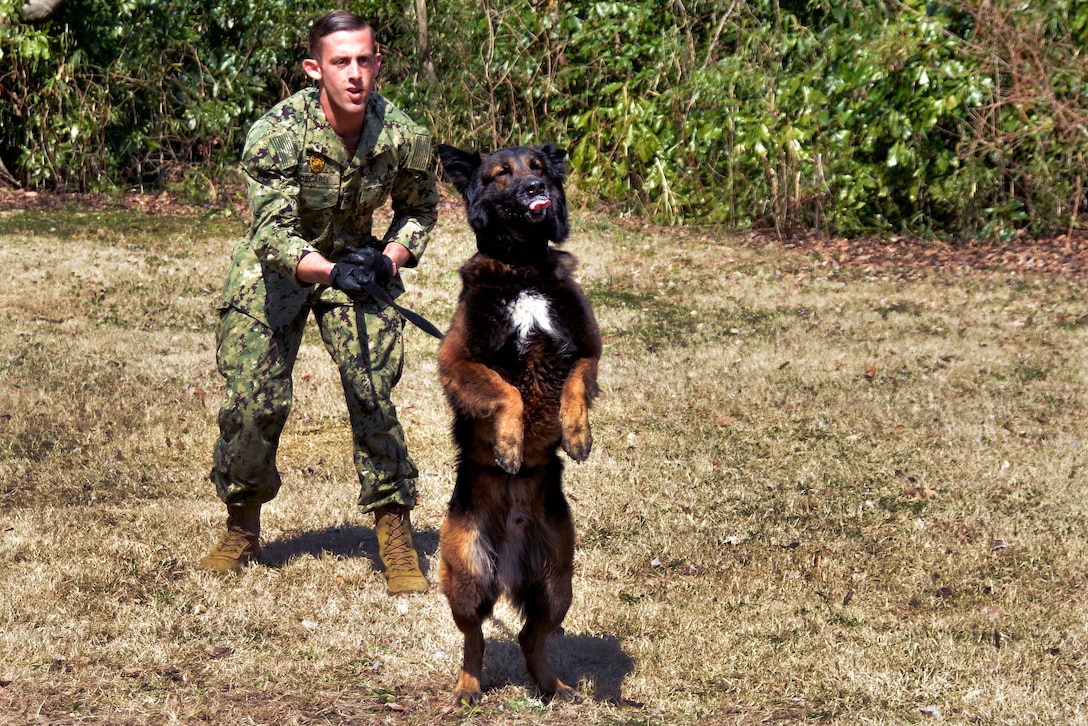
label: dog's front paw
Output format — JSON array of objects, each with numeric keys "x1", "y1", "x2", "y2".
[
  {"x1": 493, "y1": 415, "x2": 524, "y2": 474},
  {"x1": 561, "y1": 401, "x2": 592, "y2": 462},
  {"x1": 562, "y1": 424, "x2": 592, "y2": 462},
  {"x1": 494, "y1": 440, "x2": 523, "y2": 474},
  {"x1": 565, "y1": 391, "x2": 591, "y2": 459}
]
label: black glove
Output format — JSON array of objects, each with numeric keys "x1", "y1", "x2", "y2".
[
  {"x1": 339, "y1": 247, "x2": 395, "y2": 285},
  {"x1": 328, "y1": 262, "x2": 376, "y2": 300}
]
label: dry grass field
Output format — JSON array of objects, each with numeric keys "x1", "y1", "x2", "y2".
[{"x1": 1, "y1": 197, "x2": 1087, "y2": 724}]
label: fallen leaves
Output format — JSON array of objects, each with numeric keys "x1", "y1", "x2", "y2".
[
  {"x1": 875, "y1": 420, "x2": 907, "y2": 436},
  {"x1": 778, "y1": 231, "x2": 1088, "y2": 282},
  {"x1": 160, "y1": 666, "x2": 185, "y2": 682},
  {"x1": 120, "y1": 665, "x2": 185, "y2": 682},
  {"x1": 188, "y1": 386, "x2": 208, "y2": 405},
  {"x1": 904, "y1": 484, "x2": 939, "y2": 501}
]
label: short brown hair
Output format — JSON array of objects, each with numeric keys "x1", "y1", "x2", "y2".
[{"x1": 308, "y1": 10, "x2": 374, "y2": 59}]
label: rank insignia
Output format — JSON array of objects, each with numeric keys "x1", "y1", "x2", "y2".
[{"x1": 308, "y1": 154, "x2": 326, "y2": 174}]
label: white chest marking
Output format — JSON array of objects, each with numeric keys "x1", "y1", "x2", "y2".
[
  {"x1": 510, "y1": 291, "x2": 554, "y2": 337},
  {"x1": 508, "y1": 291, "x2": 565, "y2": 352}
]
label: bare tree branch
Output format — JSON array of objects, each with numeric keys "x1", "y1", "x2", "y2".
[{"x1": 0, "y1": 157, "x2": 20, "y2": 188}]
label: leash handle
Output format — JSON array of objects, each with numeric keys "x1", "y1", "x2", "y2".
[{"x1": 362, "y1": 280, "x2": 445, "y2": 340}]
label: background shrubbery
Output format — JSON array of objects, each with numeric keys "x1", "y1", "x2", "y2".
[{"x1": 1, "y1": 0, "x2": 1086, "y2": 238}]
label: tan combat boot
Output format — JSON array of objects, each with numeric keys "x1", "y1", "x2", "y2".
[
  {"x1": 374, "y1": 505, "x2": 429, "y2": 594},
  {"x1": 197, "y1": 504, "x2": 261, "y2": 574}
]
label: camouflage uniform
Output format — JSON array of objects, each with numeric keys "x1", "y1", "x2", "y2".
[{"x1": 211, "y1": 86, "x2": 438, "y2": 514}]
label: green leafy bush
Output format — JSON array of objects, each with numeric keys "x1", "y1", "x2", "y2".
[{"x1": 1, "y1": 0, "x2": 1084, "y2": 238}]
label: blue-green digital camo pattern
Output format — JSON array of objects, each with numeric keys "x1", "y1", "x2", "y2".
[
  {"x1": 220, "y1": 86, "x2": 439, "y2": 330},
  {"x1": 211, "y1": 87, "x2": 438, "y2": 512}
]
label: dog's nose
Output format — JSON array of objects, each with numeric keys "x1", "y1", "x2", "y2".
[{"x1": 523, "y1": 179, "x2": 545, "y2": 197}]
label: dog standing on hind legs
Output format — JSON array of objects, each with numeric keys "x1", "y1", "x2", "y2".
[{"x1": 436, "y1": 142, "x2": 601, "y2": 705}]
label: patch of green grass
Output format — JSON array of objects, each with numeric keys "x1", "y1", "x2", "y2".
[{"x1": 0, "y1": 206, "x2": 242, "y2": 242}]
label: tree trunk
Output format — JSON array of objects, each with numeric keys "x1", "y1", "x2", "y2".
[
  {"x1": 414, "y1": 0, "x2": 438, "y2": 84},
  {"x1": 22, "y1": 0, "x2": 65, "y2": 23}
]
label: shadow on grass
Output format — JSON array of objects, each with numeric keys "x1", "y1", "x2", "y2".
[
  {"x1": 476, "y1": 631, "x2": 634, "y2": 704},
  {"x1": 260, "y1": 523, "x2": 440, "y2": 579},
  {"x1": 261, "y1": 527, "x2": 632, "y2": 702}
]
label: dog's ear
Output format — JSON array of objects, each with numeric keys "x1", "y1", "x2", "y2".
[
  {"x1": 537, "y1": 143, "x2": 569, "y2": 184},
  {"x1": 438, "y1": 144, "x2": 481, "y2": 195}
]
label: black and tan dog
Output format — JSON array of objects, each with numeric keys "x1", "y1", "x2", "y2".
[{"x1": 435, "y1": 143, "x2": 601, "y2": 705}]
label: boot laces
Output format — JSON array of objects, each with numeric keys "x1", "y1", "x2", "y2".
[
  {"x1": 383, "y1": 511, "x2": 415, "y2": 568},
  {"x1": 216, "y1": 527, "x2": 254, "y2": 557}
]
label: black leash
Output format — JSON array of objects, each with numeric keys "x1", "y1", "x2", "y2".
[{"x1": 362, "y1": 280, "x2": 445, "y2": 340}]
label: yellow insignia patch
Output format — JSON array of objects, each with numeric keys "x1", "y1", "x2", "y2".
[{"x1": 308, "y1": 154, "x2": 326, "y2": 174}]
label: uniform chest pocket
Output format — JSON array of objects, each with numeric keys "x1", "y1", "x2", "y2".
[
  {"x1": 300, "y1": 184, "x2": 339, "y2": 210},
  {"x1": 298, "y1": 174, "x2": 340, "y2": 241},
  {"x1": 356, "y1": 170, "x2": 395, "y2": 211}
]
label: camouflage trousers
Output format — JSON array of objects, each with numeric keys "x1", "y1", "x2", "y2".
[{"x1": 210, "y1": 302, "x2": 419, "y2": 513}]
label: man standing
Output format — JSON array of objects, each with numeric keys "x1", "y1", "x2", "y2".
[{"x1": 197, "y1": 10, "x2": 437, "y2": 594}]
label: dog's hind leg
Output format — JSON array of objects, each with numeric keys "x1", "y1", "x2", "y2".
[
  {"x1": 517, "y1": 580, "x2": 576, "y2": 701},
  {"x1": 451, "y1": 611, "x2": 487, "y2": 705},
  {"x1": 443, "y1": 573, "x2": 493, "y2": 705},
  {"x1": 517, "y1": 495, "x2": 576, "y2": 701},
  {"x1": 440, "y1": 511, "x2": 496, "y2": 706}
]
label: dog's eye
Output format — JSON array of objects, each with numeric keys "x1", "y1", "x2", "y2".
[{"x1": 529, "y1": 158, "x2": 543, "y2": 172}]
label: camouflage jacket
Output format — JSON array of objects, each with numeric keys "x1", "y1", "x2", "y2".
[{"x1": 219, "y1": 86, "x2": 439, "y2": 330}]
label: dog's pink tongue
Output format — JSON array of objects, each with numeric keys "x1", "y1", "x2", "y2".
[{"x1": 529, "y1": 198, "x2": 552, "y2": 212}]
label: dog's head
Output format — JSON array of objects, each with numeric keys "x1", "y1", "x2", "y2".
[{"x1": 438, "y1": 143, "x2": 569, "y2": 267}]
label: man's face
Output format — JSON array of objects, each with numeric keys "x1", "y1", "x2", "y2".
[{"x1": 303, "y1": 28, "x2": 382, "y2": 121}]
